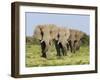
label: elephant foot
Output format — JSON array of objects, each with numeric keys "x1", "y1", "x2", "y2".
[{"x1": 41, "y1": 54, "x2": 47, "y2": 58}]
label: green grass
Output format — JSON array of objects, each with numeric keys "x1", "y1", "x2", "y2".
[{"x1": 26, "y1": 44, "x2": 89, "y2": 67}]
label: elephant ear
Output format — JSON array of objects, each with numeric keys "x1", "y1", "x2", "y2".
[
  {"x1": 80, "y1": 31, "x2": 87, "y2": 40},
  {"x1": 50, "y1": 25, "x2": 59, "y2": 40},
  {"x1": 78, "y1": 31, "x2": 85, "y2": 39},
  {"x1": 69, "y1": 29, "x2": 76, "y2": 41},
  {"x1": 75, "y1": 30, "x2": 85, "y2": 41},
  {"x1": 33, "y1": 25, "x2": 43, "y2": 40}
]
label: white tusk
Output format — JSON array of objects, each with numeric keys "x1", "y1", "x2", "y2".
[
  {"x1": 57, "y1": 41, "x2": 60, "y2": 44},
  {"x1": 41, "y1": 40, "x2": 44, "y2": 43}
]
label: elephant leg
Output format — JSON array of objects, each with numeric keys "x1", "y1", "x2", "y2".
[
  {"x1": 73, "y1": 40, "x2": 80, "y2": 53},
  {"x1": 69, "y1": 40, "x2": 75, "y2": 53},
  {"x1": 41, "y1": 41, "x2": 49, "y2": 58},
  {"x1": 64, "y1": 46, "x2": 68, "y2": 56},
  {"x1": 66, "y1": 43, "x2": 70, "y2": 51},
  {"x1": 76, "y1": 45, "x2": 80, "y2": 50},
  {"x1": 54, "y1": 40, "x2": 61, "y2": 57},
  {"x1": 62, "y1": 44, "x2": 68, "y2": 56},
  {"x1": 75, "y1": 41, "x2": 80, "y2": 50},
  {"x1": 68, "y1": 41, "x2": 71, "y2": 52},
  {"x1": 68, "y1": 40, "x2": 73, "y2": 53},
  {"x1": 73, "y1": 41, "x2": 76, "y2": 53}
]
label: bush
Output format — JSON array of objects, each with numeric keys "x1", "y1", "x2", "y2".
[
  {"x1": 81, "y1": 34, "x2": 89, "y2": 46},
  {"x1": 26, "y1": 36, "x2": 40, "y2": 45}
]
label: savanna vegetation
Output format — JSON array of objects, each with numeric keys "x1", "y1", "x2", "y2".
[{"x1": 25, "y1": 35, "x2": 89, "y2": 67}]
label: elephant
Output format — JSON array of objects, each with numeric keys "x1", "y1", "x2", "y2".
[
  {"x1": 68, "y1": 29, "x2": 85, "y2": 53},
  {"x1": 74, "y1": 30, "x2": 85, "y2": 51},
  {"x1": 33, "y1": 24, "x2": 59, "y2": 58},
  {"x1": 56, "y1": 27, "x2": 70, "y2": 56},
  {"x1": 48, "y1": 26, "x2": 70, "y2": 57}
]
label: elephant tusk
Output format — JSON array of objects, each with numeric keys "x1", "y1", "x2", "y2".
[
  {"x1": 57, "y1": 41, "x2": 60, "y2": 44},
  {"x1": 40, "y1": 40, "x2": 44, "y2": 43}
]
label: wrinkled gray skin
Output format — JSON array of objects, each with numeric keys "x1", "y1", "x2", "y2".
[{"x1": 68, "y1": 29, "x2": 85, "y2": 53}]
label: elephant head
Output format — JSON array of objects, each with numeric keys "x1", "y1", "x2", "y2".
[
  {"x1": 58, "y1": 28, "x2": 70, "y2": 44},
  {"x1": 75, "y1": 31, "x2": 85, "y2": 41}
]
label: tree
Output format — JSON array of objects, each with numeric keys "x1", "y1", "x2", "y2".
[{"x1": 81, "y1": 34, "x2": 89, "y2": 46}]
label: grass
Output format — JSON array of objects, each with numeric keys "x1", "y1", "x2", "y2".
[{"x1": 26, "y1": 44, "x2": 89, "y2": 67}]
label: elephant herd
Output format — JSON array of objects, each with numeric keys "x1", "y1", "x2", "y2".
[{"x1": 33, "y1": 24, "x2": 86, "y2": 58}]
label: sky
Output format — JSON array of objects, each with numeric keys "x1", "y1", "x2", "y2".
[{"x1": 25, "y1": 12, "x2": 90, "y2": 36}]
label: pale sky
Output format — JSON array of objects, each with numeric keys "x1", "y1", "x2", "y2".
[{"x1": 25, "y1": 12, "x2": 90, "y2": 36}]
